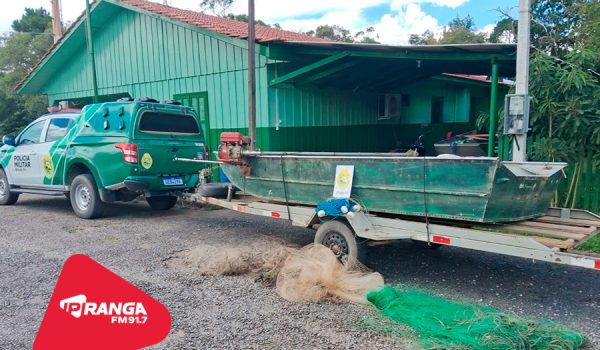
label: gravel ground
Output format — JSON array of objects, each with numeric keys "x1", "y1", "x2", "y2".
[{"x1": 1, "y1": 194, "x2": 599, "y2": 349}]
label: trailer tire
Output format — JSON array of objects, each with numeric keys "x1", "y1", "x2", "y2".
[
  {"x1": 314, "y1": 221, "x2": 367, "y2": 264},
  {"x1": 198, "y1": 183, "x2": 235, "y2": 198}
]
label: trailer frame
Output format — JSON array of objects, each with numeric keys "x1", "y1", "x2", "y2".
[{"x1": 190, "y1": 194, "x2": 600, "y2": 271}]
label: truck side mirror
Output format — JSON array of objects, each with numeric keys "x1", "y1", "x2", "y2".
[{"x1": 2, "y1": 135, "x2": 15, "y2": 146}]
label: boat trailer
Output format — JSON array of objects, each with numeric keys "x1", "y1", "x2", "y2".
[{"x1": 186, "y1": 193, "x2": 600, "y2": 271}]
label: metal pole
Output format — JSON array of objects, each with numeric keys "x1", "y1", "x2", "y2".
[
  {"x1": 513, "y1": 0, "x2": 531, "y2": 162},
  {"x1": 247, "y1": 0, "x2": 257, "y2": 151},
  {"x1": 51, "y1": 0, "x2": 63, "y2": 43},
  {"x1": 85, "y1": 0, "x2": 99, "y2": 103},
  {"x1": 487, "y1": 58, "x2": 499, "y2": 157}
]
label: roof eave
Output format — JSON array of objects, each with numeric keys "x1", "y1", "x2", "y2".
[{"x1": 16, "y1": 2, "x2": 102, "y2": 94}]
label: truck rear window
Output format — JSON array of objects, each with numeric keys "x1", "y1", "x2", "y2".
[{"x1": 139, "y1": 112, "x2": 200, "y2": 134}]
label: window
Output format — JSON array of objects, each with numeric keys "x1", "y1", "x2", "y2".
[
  {"x1": 138, "y1": 112, "x2": 200, "y2": 134},
  {"x1": 45, "y1": 118, "x2": 73, "y2": 143},
  {"x1": 17, "y1": 120, "x2": 46, "y2": 146},
  {"x1": 431, "y1": 96, "x2": 444, "y2": 124}
]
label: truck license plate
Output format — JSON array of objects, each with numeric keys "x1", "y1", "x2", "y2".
[{"x1": 163, "y1": 176, "x2": 183, "y2": 186}]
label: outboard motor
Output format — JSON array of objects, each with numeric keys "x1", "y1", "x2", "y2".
[{"x1": 217, "y1": 132, "x2": 250, "y2": 162}]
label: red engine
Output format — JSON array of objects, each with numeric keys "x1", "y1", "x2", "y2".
[{"x1": 217, "y1": 132, "x2": 250, "y2": 162}]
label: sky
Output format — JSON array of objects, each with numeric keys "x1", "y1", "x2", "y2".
[{"x1": 0, "y1": 0, "x2": 518, "y2": 44}]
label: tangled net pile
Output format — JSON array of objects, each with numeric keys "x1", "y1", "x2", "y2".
[
  {"x1": 276, "y1": 244, "x2": 384, "y2": 303},
  {"x1": 178, "y1": 243, "x2": 384, "y2": 303},
  {"x1": 367, "y1": 287, "x2": 586, "y2": 350},
  {"x1": 178, "y1": 243, "x2": 293, "y2": 276}
]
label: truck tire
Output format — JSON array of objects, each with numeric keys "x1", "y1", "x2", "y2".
[
  {"x1": 146, "y1": 196, "x2": 178, "y2": 210},
  {"x1": 70, "y1": 174, "x2": 104, "y2": 219},
  {"x1": 0, "y1": 168, "x2": 19, "y2": 205},
  {"x1": 314, "y1": 220, "x2": 366, "y2": 264}
]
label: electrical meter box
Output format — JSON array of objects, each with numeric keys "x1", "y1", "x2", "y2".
[{"x1": 503, "y1": 94, "x2": 530, "y2": 135}]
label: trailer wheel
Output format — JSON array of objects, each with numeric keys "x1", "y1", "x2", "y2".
[{"x1": 314, "y1": 221, "x2": 366, "y2": 264}]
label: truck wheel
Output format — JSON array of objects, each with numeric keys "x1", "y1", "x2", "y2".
[
  {"x1": 0, "y1": 168, "x2": 19, "y2": 205},
  {"x1": 146, "y1": 196, "x2": 178, "y2": 210},
  {"x1": 314, "y1": 221, "x2": 366, "y2": 264},
  {"x1": 70, "y1": 174, "x2": 104, "y2": 219}
]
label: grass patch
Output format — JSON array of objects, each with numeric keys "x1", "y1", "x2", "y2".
[{"x1": 575, "y1": 233, "x2": 600, "y2": 253}]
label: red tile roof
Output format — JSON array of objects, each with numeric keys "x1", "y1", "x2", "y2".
[
  {"x1": 123, "y1": 0, "x2": 328, "y2": 43},
  {"x1": 16, "y1": 0, "x2": 328, "y2": 91}
]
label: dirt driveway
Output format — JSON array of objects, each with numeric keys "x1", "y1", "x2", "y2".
[{"x1": 1, "y1": 195, "x2": 598, "y2": 349}]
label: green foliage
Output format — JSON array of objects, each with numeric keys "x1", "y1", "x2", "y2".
[
  {"x1": 528, "y1": 51, "x2": 600, "y2": 163},
  {"x1": 409, "y1": 15, "x2": 486, "y2": 45},
  {"x1": 0, "y1": 9, "x2": 53, "y2": 136},
  {"x1": 489, "y1": 18, "x2": 517, "y2": 43},
  {"x1": 530, "y1": 0, "x2": 588, "y2": 57},
  {"x1": 199, "y1": 0, "x2": 233, "y2": 17},
  {"x1": 448, "y1": 14, "x2": 476, "y2": 30},
  {"x1": 224, "y1": 13, "x2": 271, "y2": 27},
  {"x1": 354, "y1": 27, "x2": 380, "y2": 44},
  {"x1": 576, "y1": 232, "x2": 600, "y2": 253},
  {"x1": 313, "y1": 24, "x2": 354, "y2": 42},
  {"x1": 306, "y1": 25, "x2": 379, "y2": 43},
  {"x1": 12, "y1": 8, "x2": 52, "y2": 33},
  {"x1": 409, "y1": 30, "x2": 436, "y2": 45}
]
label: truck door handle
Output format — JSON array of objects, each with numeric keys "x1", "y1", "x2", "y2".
[{"x1": 30, "y1": 152, "x2": 37, "y2": 156}]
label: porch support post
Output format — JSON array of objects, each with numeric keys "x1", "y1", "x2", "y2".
[
  {"x1": 488, "y1": 57, "x2": 499, "y2": 157},
  {"x1": 85, "y1": 0, "x2": 99, "y2": 103}
]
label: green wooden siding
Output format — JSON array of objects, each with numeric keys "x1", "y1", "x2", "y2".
[
  {"x1": 266, "y1": 75, "x2": 491, "y2": 153},
  {"x1": 41, "y1": 6, "x2": 272, "y2": 149},
  {"x1": 498, "y1": 136, "x2": 600, "y2": 214}
]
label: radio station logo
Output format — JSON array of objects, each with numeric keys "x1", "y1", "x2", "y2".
[
  {"x1": 34, "y1": 255, "x2": 171, "y2": 350},
  {"x1": 59, "y1": 294, "x2": 148, "y2": 324}
]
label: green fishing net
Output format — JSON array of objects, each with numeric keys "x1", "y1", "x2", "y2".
[{"x1": 367, "y1": 287, "x2": 585, "y2": 350}]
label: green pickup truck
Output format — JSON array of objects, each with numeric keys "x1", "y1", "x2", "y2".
[{"x1": 0, "y1": 99, "x2": 206, "y2": 219}]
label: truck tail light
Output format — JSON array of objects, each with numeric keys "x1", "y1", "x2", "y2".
[
  {"x1": 204, "y1": 145, "x2": 210, "y2": 160},
  {"x1": 115, "y1": 143, "x2": 139, "y2": 164}
]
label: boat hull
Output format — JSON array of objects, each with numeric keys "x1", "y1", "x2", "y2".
[{"x1": 220, "y1": 153, "x2": 565, "y2": 223}]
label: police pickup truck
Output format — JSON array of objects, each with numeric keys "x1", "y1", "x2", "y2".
[{"x1": 0, "y1": 99, "x2": 207, "y2": 219}]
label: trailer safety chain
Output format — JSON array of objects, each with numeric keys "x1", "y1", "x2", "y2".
[{"x1": 280, "y1": 154, "x2": 292, "y2": 222}]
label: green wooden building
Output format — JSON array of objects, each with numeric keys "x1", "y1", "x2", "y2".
[{"x1": 17, "y1": 0, "x2": 516, "y2": 156}]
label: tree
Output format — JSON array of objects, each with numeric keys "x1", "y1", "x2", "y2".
[
  {"x1": 354, "y1": 27, "x2": 379, "y2": 44},
  {"x1": 0, "y1": 8, "x2": 53, "y2": 135},
  {"x1": 409, "y1": 30, "x2": 436, "y2": 45},
  {"x1": 489, "y1": 18, "x2": 517, "y2": 43},
  {"x1": 199, "y1": 0, "x2": 233, "y2": 17},
  {"x1": 225, "y1": 14, "x2": 276, "y2": 27},
  {"x1": 312, "y1": 25, "x2": 354, "y2": 42},
  {"x1": 409, "y1": 15, "x2": 486, "y2": 45},
  {"x1": 12, "y1": 8, "x2": 51, "y2": 33},
  {"x1": 305, "y1": 25, "x2": 379, "y2": 43},
  {"x1": 530, "y1": 0, "x2": 579, "y2": 56}
]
